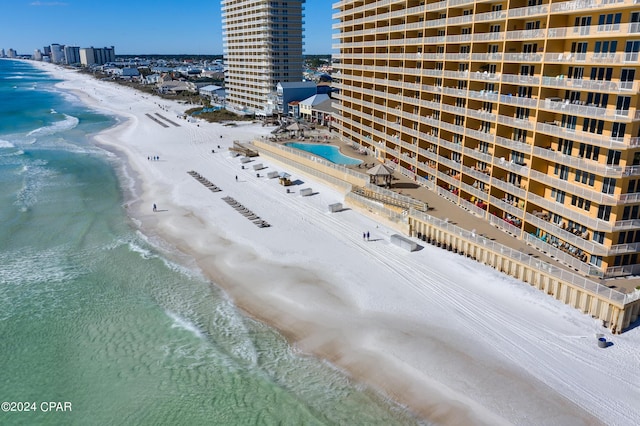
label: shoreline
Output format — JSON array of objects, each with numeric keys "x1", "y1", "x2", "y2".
[{"x1": 28, "y1": 60, "x2": 639, "y2": 425}]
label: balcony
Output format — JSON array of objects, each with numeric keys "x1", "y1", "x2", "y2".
[
  {"x1": 619, "y1": 191, "x2": 640, "y2": 203},
  {"x1": 529, "y1": 169, "x2": 618, "y2": 206},
  {"x1": 505, "y1": 29, "x2": 546, "y2": 40},
  {"x1": 490, "y1": 195, "x2": 525, "y2": 218},
  {"x1": 466, "y1": 108, "x2": 496, "y2": 122},
  {"x1": 540, "y1": 98, "x2": 634, "y2": 122},
  {"x1": 527, "y1": 192, "x2": 612, "y2": 232},
  {"x1": 474, "y1": 10, "x2": 508, "y2": 22},
  {"x1": 531, "y1": 146, "x2": 625, "y2": 178},
  {"x1": 536, "y1": 122, "x2": 628, "y2": 149},
  {"x1": 508, "y1": 4, "x2": 549, "y2": 18},
  {"x1": 471, "y1": 53, "x2": 503, "y2": 62},
  {"x1": 473, "y1": 31, "x2": 505, "y2": 42},
  {"x1": 494, "y1": 136, "x2": 530, "y2": 153},
  {"x1": 526, "y1": 213, "x2": 606, "y2": 255},
  {"x1": 499, "y1": 94, "x2": 538, "y2": 108},
  {"x1": 609, "y1": 242, "x2": 640, "y2": 255},
  {"x1": 465, "y1": 129, "x2": 496, "y2": 146},
  {"x1": 496, "y1": 114, "x2": 535, "y2": 131},
  {"x1": 492, "y1": 156, "x2": 529, "y2": 177},
  {"x1": 489, "y1": 213, "x2": 523, "y2": 237},
  {"x1": 523, "y1": 233, "x2": 594, "y2": 276},
  {"x1": 541, "y1": 76, "x2": 639, "y2": 93},
  {"x1": 614, "y1": 219, "x2": 640, "y2": 231},
  {"x1": 491, "y1": 177, "x2": 528, "y2": 199},
  {"x1": 543, "y1": 52, "x2": 638, "y2": 64},
  {"x1": 500, "y1": 73, "x2": 540, "y2": 85},
  {"x1": 463, "y1": 146, "x2": 493, "y2": 164}
]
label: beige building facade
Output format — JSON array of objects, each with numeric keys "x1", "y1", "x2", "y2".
[
  {"x1": 221, "y1": 0, "x2": 306, "y2": 115},
  {"x1": 333, "y1": 0, "x2": 640, "y2": 278}
]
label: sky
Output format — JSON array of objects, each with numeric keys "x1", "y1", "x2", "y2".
[{"x1": 0, "y1": 0, "x2": 334, "y2": 55}]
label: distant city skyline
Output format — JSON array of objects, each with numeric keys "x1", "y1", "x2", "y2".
[{"x1": 0, "y1": 0, "x2": 334, "y2": 55}]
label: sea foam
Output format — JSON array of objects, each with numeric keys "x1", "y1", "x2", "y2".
[
  {"x1": 166, "y1": 310, "x2": 205, "y2": 339},
  {"x1": 0, "y1": 139, "x2": 15, "y2": 149},
  {"x1": 27, "y1": 113, "x2": 79, "y2": 137}
]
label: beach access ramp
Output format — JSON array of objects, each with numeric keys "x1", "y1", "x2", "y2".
[{"x1": 228, "y1": 141, "x2": 259, "y2": 157}]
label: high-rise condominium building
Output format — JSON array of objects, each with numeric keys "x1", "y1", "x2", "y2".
[
  {"x1": 221, "y1": 0, "x2": 305, "y2": 115},
  {"x1": 50, "y1": 44, "x2": 65, "y2": 64},
  {"x1": 333, "y1": 0, "x2": 640, "y2": 278},
  {"x1": 64, "y1": 46, "x2": 81, "y2": 65},
  {"x1": 79, "y1": 46, "x2": 116, "y2": 66}
]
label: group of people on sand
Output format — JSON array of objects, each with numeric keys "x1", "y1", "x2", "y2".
[
  {"x1": 148, "y1": 155, "x2": 160, "y2": 161},
  {"x1": 362, "y1": 231, "x2": 370, "y2": 241}
]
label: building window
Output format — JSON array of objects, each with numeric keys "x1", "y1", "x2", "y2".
[
  {"x1": 561, "y1": 114, "x2": 577, "y2": 129},
  {"x1": 590, "y1": 255, "x2": 602, "y2": 267},
  {"x1": 593, "y1": 231, "x2": 605, "y2": 244},
  {"x1": 513, "y1": 128, "x2": 527, "y2": 142},
  {"x1": 551, "y1": 188, "x2": 566, "y2": 204},
  {"x1": 515, "y1": 107, "x2": 529, "y2": 119},
  {"x1": 597, "y1": 13, "x2": 621, "y2": 32},
  {"x1": 578, "y1": 144, "x2": 599, "y2": 160},
  {"x1": 612, "y1": 122, "x2": 626, "y2": 139},
  {"x1": 558, "y1": 139, "x2": 573, "y2": 155},
  {"x1": 597, "y1": 205, "x2": 611, "y2": 221},
  {"x1": 602, "y1": 178, "x2": 616, "y2": 194},
  {"x1": 571, "y1": 195, "x2": 591, "y2": 211},
  {"x1": 582, "y1": 118, "x2": 604, "y2": 134}
]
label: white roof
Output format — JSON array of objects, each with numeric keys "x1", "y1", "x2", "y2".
[
  {"x1": 299, "y1": 93, "x2": 330, "y2": 107},
  {"x1": 200, "y1": 84, "x2": 223, "y2": 92}
]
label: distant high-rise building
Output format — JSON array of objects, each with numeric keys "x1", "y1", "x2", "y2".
[
  {"x1": 221, "y1": 0, "x2": 305, "y2": 115},
  {"x1": 79, "y1": 47, "x2": 96, "y2": 66},
  {"x1": 50, "y1": 44, "x2": 65, "y2": 64},
  {"x1": 7, "y1": 49, "x2": 17, "y2": 58},
  {"x1": 79, "y1": 46, "x2": 115, "y2": 66},
  {"x1": 64, "y1": 46, "x2": 81, "y2": 65},
  {"x1": 33, "y1": 49, "x2": 43, "y2": 61},
  {"x1": 0, "y1": 49, "x2": 5, "y2": 58},
  {"x1": 333, "y1": 0, "x2": 640, "y2": 278},
  {"x1": 43, "y1": 46, "x2": 51, "y2": 57}
]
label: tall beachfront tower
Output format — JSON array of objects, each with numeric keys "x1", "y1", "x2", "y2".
[
  {"x1": 333, "y1": 0, "x2": 640, "y2": 279},
  {"x1": 221, "y1": 0, "x2": 306, "y2": 115}
]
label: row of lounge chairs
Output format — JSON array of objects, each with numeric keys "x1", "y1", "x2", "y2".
[
  {"x1": 221, "y1": 196, "x2": 271, "y2": 228},
  {"x1": 188, "y1": 170, "x2": 222, "y2": 192}
]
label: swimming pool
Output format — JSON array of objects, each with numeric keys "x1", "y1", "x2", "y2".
[{"x1": 285, "y1": 142, "x2": 363, "y2": 165}]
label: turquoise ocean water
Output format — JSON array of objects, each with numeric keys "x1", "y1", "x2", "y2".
[{"x1": 0, "y1": 60, "x2": 424, "y2": 425}]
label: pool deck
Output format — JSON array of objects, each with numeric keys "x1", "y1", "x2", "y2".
[{"x1": 269, "y1": 128, "x2": 640, "y2": 295}]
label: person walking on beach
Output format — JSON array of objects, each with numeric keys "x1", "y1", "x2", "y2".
[
  {"x1": 363, "y1": 232, "x2": 366, "y2": 240},
  {"x1": 366, "y1": 231, "x2": 370, "y2": 241},
  {"x1": 235, "y1": 175, "x2": 238, "y2": 181},
  {"x1": 153, "y1": 203, "x2": 157, "y2": 212}
]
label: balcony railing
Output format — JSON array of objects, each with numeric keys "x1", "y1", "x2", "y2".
[
  {"x1": 411, "y1": 209, "x2": 638, "y2": 300},
  {"x1": 541, "y1": 76, "x2": 639, "y2": 93},
  {"x1": 536, "y1": 122, "x2": 628, "y2": 149},
  {"x1": 523, "y1": 233, "x2": 595, "y2": 276},
  {"x1": 491, "y1": 177, "x2": 528, "y2": 199},
  {"x1": 526, "y1": 192, "x2": 612, "y2": 232},
  {"x1": 490, "y1": 195, "x2": 525, "y2": 218},
  {"x1": 541, "y1": 98, "x2": 633, "y2": 121},
  {"x1": 614, "y1": 219, "x2": 640, "y2": 231},
  {"x1": 489, "y1": 213, "x2": 523, "y2": 236},
  {"x1": 609, "y1": 242, "x2": 640, "y2": 255}
]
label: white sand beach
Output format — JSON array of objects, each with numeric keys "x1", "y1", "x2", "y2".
[{"x1": 35, "y1": 61, "x2": 640, "y2": 425}]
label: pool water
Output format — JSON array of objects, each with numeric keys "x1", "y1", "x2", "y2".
[{"x1": 286, "y1": 142, "x2": 363, "y2": 165}]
